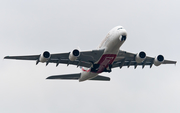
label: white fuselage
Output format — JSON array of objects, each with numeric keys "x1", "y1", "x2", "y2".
[{"x1": 79, "y1": 26, "x2": 127, "y2": 82}]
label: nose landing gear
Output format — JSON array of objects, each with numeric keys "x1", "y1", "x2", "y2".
[{"x1": 120, "y1": 35, "x2": 126, "y2": 41}]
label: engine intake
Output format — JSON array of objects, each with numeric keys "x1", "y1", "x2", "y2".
[
  {"x1": 135, "y1": 51, "x2": 146, "y2": 63},
  {"x1": 39, "y1": 51, "x2": 51, "y2": 62},
  {"x1": 154, "y1": 55, "x2": 164, "y2": 66},
  {"x1": 69, "y1": 49, "x2": 80, "y2": 61}
]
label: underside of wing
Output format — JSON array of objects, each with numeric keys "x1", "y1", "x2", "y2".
[
  {"x1": 46, "y1": 73, "x2": 110, "y2": 81},
  {"x1": 4, "y1": 55, "x2": 39, "y2": 60},
  {"x1": 4, "y1": 49, "x2": 105, "y2": 68},
  {"x1": 112, "y1": 50, "x2": 177, "y2": 69}
]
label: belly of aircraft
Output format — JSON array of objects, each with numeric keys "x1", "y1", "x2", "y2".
[
  {"x1": 79, "y1": 71, "x2": 98, "y2": 82},
  {"x1": 79, "y1": 54, "x2": 117, "y2": 82},
  {"x1": 96, "y1": 54, "x2": 117, "y2": 73}
]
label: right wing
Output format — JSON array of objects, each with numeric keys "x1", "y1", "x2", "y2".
[
  {"x1": 4, "y1": 49, "x2": 105, "y2": 68},
  {"x1": 112, "y1": 50, "x2": 177, "y2": 68},
  {"x1": 46, "y1": 73, "x2": 110, "y2": 81}
]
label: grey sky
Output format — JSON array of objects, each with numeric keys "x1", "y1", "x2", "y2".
[{"x1": 0, "y1": 0, "x2": 179, "y2": 113}]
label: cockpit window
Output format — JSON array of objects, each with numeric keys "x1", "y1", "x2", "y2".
[{"x1": 117, "y1": 27, "x2": 123, "y2": 30}]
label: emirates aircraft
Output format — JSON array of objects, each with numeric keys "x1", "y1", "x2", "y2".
[{"x1": 4, "y1": 26, "x2": 177, "y2": 82}]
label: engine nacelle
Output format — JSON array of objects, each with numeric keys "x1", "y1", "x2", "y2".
[
  {"x1": 154, "y1": 55, "x2": 164, "y2": 66},
  {"x1": 39, "y1": 51, "x2": 51, "y2": 63},
  {"x1": 135, "y1": 51, "x2": 146, "y2": 63},
  {"x1": 69, "y1": 49, "x2": 80, "y2": 61}
]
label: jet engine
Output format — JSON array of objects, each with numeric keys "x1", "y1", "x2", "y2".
[
  {"x1": 39, "y1": 51, "x2": 51, "y2": 62},
  {"x1": 154, "y1": 55, "x2": 164, "y2": 66},
  {"x1": 135, "y1": 51, "x2": 146, "y2": 63},
  {"x1": 69, "y1": 49, "x2": 80, "y2": 61}
]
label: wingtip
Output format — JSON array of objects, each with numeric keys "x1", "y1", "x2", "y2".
[
  {"x1": 4, "y1": 56, "x2": 9, "y2": 59},
  {"x1": 46, "y1": 76, "x2": 53, "y2": 79}
]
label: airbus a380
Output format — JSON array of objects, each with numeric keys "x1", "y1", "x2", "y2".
[{"x1": 4, "y1": 26, "x2": 177, "y2": 82}]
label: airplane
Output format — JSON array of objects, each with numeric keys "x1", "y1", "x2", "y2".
[{"x1": 4, "y1": 26, "x2": 177, "y2": 82}]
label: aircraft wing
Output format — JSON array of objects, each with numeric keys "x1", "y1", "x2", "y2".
[
  {"x1": 112, "y1": 50, "x2": 177, "y2": 68},
  {"x1": 4, "y1": 49, "x2": 105, "y2": 68}
]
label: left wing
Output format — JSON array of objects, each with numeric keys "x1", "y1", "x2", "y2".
[
  {"x1": 112, "y1": 50, "x2": 177, "y2": 69},
  {"x1": 4, "y1": 49, "x2": 105, "y2": 68}
]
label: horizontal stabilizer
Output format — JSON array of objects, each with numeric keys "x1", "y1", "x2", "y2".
[
  {"x1": 90, "y1": 75, "x2": 110, "y2": 81},
  {"x1": 47, "y1": 73, "x2": 81, "y2": 80},
  {"x1": 46, "y1": 73, "x2": 110, "y2": 81}
]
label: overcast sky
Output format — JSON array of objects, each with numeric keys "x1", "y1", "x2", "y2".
[{"x1": 0, "y1": 0, "x2": 179, "y2": 113}]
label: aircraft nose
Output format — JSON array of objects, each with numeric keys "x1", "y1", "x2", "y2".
[{"x1": 119, "y1": 29, "x2": 127, "y2": 36}]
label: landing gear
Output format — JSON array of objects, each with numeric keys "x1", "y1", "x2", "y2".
[
  {"x1": 90, "y1": 64, "x2": 112, "y2": 73},
  {"x1": 91, "y1": 64, "x2": 100, "y2": 72},
  {"x1": 103, "y1": 64, "x2": 112, "y2": 73}
]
